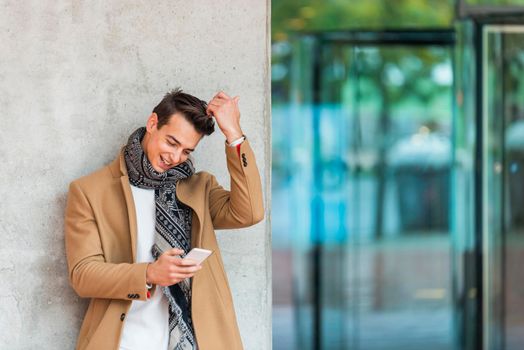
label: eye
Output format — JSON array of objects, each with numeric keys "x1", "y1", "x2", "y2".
[{"x1": 184, "y1": 150, "x2": 191, "y2": 156}]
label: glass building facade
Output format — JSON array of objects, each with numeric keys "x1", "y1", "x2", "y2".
[{"x1": 272, "y1": 1, "x2": 524, "y2": 349}]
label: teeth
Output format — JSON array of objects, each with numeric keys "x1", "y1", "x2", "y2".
[{"x1": 162, "y1": 157, "x2": 171, "y2": 166}]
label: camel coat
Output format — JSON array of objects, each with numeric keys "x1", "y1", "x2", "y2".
[{"x1": 64, "y1": 139, "x2": 264, "y2": 350}]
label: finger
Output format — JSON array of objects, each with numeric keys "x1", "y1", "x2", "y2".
[
  {"x1": 180, "y1": 258, "x2": 199, "y2": 266},
  {"x1": 211, "y1": 92, "x2": 224, "y2": 101},
  {"x1": 165, "y1": 248, "x2": 184, "y2": 256},
  {"x1": 206, "y1": 106, "x2": 214, "y2": 115},
  {"x1": 171, "y1": 265, "x2": 200, "y2": 274},
  {"x1": 233, "y1": 96, "x2": 240, "y2": 104},
  {"x1": 208, "y1": 96, "x2": 220, "y2": 104},
  {"x1": 174, "y1": 258, "x2": 198, "y2": 266},
  {"x1": 217, "y1": 91, "x2": 230, "y2": 100},
  {"x1": 207, "y1": 101, "x2": 223, "y2": 111},
  {"x1": 176, "y1": 265, "x2": 202, "y2": 273},
  {"x1": 208, "y1": 100, "x2": 223, "y2": 107},
  {"x1": 206, "y1": 108, "x2": 218, "y2": 118},
  {"x1": 170, "y1": 261, "x2": 195, "y2": 271},
  {"x1": 209, "y1": 97, "x2": 226, "y2": 106},
  {"x1": 171, "y1": 272, "x2": 195, "y2": 279}
]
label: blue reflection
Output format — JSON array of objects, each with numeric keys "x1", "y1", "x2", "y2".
[{"x1": 272, "y1": 43, "x2": 454, "y2": 350}]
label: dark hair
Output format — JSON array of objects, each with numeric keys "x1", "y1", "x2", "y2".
[{"x1": 152, "y1": 88, "x2": 215, "y2": 136}]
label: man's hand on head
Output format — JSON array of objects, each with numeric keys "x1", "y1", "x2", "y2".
[{"x1": 206, "y1": 91, "x2": 244, "y2": 143}]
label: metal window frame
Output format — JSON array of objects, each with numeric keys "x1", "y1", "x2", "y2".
[{"x1": 457, "y1": 0, "x2": 524, "y2": 19}]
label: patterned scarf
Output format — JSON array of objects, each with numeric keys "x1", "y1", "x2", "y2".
[{"x1": 124, "y1": 127, "x2": 198, "y2": 350}]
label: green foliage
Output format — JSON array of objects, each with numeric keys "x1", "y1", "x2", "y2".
[
  {"x1": 319, "y1": 45, "x2": 452, "y2": 121},
  {"x1": 272, "y1": 0, "x2": 454, "y2": 41}
]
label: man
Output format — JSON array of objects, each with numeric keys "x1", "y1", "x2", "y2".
[{"x1": 64, "y1": 89, "x2": 264, "y2": 350}]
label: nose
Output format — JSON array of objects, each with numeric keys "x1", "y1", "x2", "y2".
[{"x1": 169, "y1": 150, "x2": 182, "y2": 165}]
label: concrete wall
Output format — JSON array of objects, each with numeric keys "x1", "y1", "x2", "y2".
[{"x1": 0, "y1": 1, "x2": 271, "y2": 348}]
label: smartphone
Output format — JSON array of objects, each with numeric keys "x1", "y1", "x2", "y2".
[{"x1": 184, "y1": 248, "x2": 213, "y2": 265}]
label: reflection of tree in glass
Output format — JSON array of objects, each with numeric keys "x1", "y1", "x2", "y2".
[
  {"x1": 322, "y1": 45, "x2": 452, "y2": 238},
  {"x1": 272, "y1": 0, "x2": 453, "y2": 38},
  {"x1": 271, "y1": 0, "x2": 454, "y2": 104}
]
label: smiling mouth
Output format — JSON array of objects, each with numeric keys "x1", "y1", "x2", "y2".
[{"x1": 160, "y1": 155, "x2": 172, "y2": 167}]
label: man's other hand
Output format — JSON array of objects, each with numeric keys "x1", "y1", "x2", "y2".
[
  {"x1": 206, "y1": 91, "x2": 244, "y2": 143},
  {"x1": 146, "y1": 248, "x2": 202, "y2": 286}
]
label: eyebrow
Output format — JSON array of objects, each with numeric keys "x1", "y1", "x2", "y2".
[{"x1": 166, "y1": 135, "x2": 195, "y2": 152}]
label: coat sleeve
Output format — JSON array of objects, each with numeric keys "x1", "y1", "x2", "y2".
[
  {"x1": 208, "y1": 138, "x2": 265, "y2": 229},
  {"x1": 64, "y1": 180, "x2": 150, "y2": 301}
]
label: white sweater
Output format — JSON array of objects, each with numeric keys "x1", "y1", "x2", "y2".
[{"x1": 119, "y1": 186, "x2": 169, "y2": 350}]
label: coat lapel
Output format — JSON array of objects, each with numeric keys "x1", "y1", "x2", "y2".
[
  {"x1": 111, "y1": 150, "x2": 139, "y2": 263},
  {"x1": 120, "y1": 175, "x2": 138, "y2": 262}
]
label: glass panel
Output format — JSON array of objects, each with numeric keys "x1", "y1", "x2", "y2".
[
  {"x1": 352, "y1": 45, "x2": 452, "y2": 350},
  {"x1": 483, "y1": 25, "x2": 524, "y2": 350},
  {"x1": 316, "y1": 44, "x2": 454, "y2": 349},
  {"x1": 502, "y1": 30, "x2": 524, "y2": 350},
  {"x1": 273, "y1": 34, "x2": 455, "y2": 350},
  {"x1": 272, "y1": 36, "x2": 316, "y2": 350}
]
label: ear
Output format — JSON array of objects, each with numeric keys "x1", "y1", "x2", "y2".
[{"x1": 146, "y1": 113, "x2": 159, "y2": 132}]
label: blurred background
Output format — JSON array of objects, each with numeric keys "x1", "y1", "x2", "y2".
[{"x1": 271, "y1": 1, "x2": 524, "y2": 349}]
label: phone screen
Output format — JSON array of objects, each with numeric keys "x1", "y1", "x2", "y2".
[{"x1": 185, "y1": 248, "x2": 213, "y2": 265}]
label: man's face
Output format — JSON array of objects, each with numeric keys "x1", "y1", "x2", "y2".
[{"x1": 142, "y1": 112, "x2": 203, "y2": 173}]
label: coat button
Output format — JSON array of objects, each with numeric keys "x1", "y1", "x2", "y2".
[{"x1": 120, "y1": 313, "x2": 126, "y2": 321}]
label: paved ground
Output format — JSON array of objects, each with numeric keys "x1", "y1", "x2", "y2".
[
  {"x1": 273, "y1": 305, "x2": 452, "y2": 350},
  {"x1": 272, "y1": 234, "x2": 453, "y2": 350}
]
